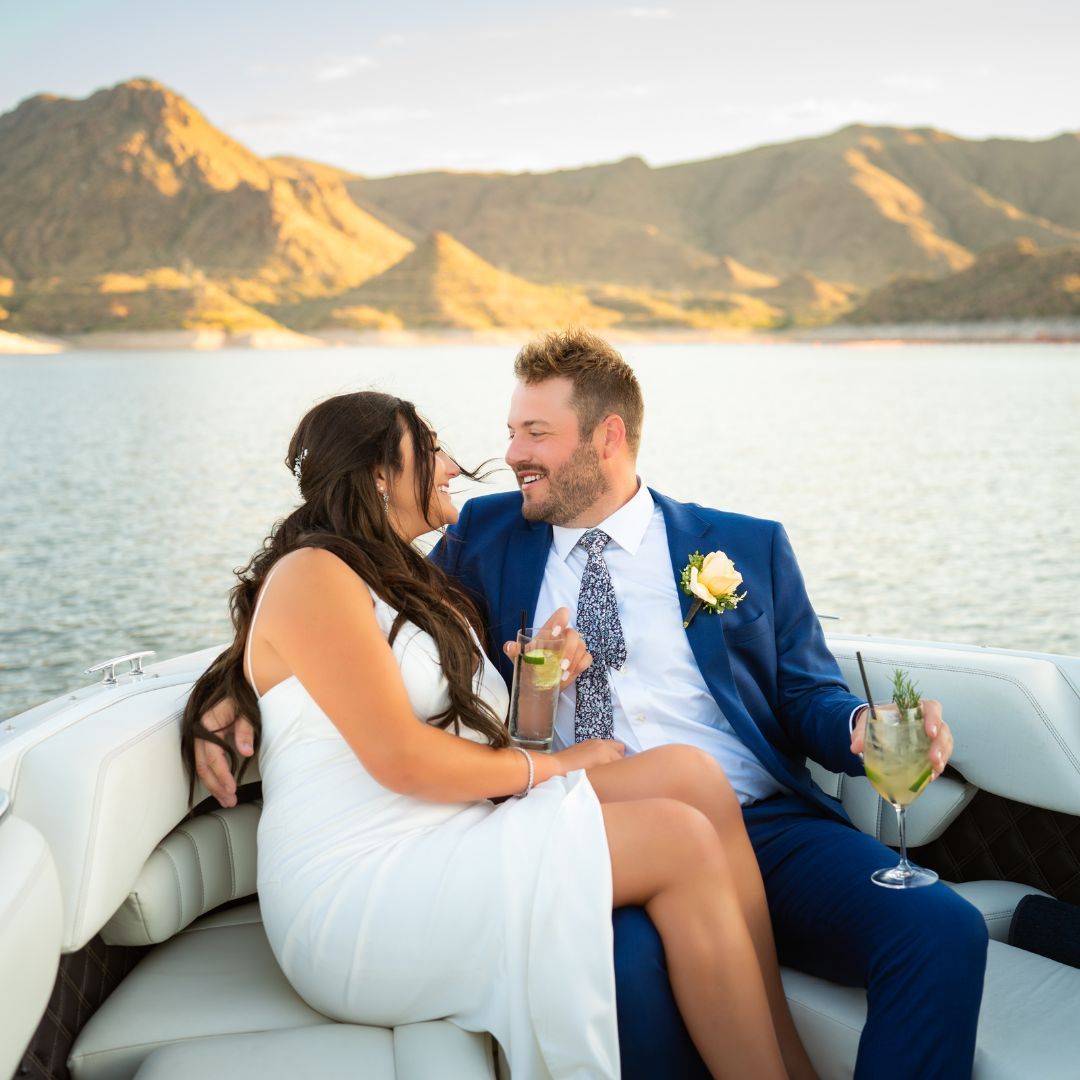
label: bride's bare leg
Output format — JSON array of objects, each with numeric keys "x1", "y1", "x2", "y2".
[
  {"x1": 603, "y1": 798, "x2": 786, "y2": 1080},
  {"x1": 589, "y1": 747, "x2": 816, "y2": 1080}
]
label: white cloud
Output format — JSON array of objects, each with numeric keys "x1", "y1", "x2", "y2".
[
  {"x1": 601, "y1": 83, "x2": 654, "y2": 102},
  {"x1": 617, "y1": 7, "x2": 674, "y2": 18},
  {"x1": 880, "y1": 74, "x2": 943, "y2": 93},
  {"x1": 316, "y1": 107, "x2": 434, "y2": 129},
  {"x1": 495, "y1": 88, "x2": 570, "y2": 107},
  {"x1": 770, "y1": 97, "x2": 898, "y2": 126},
  {"x1": 314, "y1": 56, "x2": 375, "y2": 83}
]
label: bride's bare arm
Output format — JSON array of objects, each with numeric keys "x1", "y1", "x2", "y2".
[{"x1": 252, "y1": 548, "x2": 620, "y2": 801}]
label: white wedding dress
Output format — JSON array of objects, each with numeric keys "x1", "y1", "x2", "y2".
[{"x1": 251, "y1": 575, "x2": 620, "y2": 1079}]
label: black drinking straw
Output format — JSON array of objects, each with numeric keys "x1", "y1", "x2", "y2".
[{"x1": 856, "y1": 650, "x2": 878, "y2": 720}]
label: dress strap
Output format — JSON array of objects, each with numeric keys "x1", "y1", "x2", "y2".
[{"x1": 245, "y1": 561, "x2": 285, "y2": 700}]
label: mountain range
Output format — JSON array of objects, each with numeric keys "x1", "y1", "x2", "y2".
[{"x1": 1, "y1": 78, "x2": 1078, "y2": 339}]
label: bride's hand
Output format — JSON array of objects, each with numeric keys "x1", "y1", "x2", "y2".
[
  {"x1": 501, "y1": 606, "x2": 593, "y2": 689},
  {"x1": 195, "y1": 698, "x2": 256, "y2": 808},
  {"x1": 552, "y1": 739, "x2": 626, "y2": 774}
]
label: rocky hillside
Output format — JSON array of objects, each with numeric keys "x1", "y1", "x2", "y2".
[
  {"x1": 0, "y1": 79, "x2": 411, "y2": 296},
  {"x1": 2, "y1": 78, "x2": 1078, "y2": 338},
  {"x1": 845, "y1": 239, "x2": 1080, "y2": 323}
]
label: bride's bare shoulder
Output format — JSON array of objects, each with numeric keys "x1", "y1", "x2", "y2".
[{"x1": 267, "y1": 547, "x2": 375, "y2": 605}]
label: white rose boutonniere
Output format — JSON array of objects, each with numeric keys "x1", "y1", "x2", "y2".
[{"x1": 680, "y1": 550, "x2": 746, "y2": 629}]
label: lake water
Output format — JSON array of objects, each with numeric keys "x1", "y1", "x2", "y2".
[{"x1": 1, "y1": 342, "x2": 1078, "y2": 720}]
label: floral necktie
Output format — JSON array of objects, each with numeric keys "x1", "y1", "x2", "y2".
[{"x1": 573, "y1": 529, "x2": 627, "y2": 741}]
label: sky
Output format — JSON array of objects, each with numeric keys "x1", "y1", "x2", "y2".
[{"x1": 1, "y1": 0, "x2": 1077, "y2": 177}]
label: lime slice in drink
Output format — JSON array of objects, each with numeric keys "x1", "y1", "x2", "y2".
[
  {"x1": 908, "y1": 765, "x2": 934, "y2": 794},
  {"x1": 523, "y1": 648, "x2": 562, "y2": 690}
]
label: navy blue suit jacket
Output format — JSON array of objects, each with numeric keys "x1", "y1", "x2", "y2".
[{"x1": 432, "y1": 488, "x2": 865, "y2": 817}]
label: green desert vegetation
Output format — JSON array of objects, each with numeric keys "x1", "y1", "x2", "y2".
[
  {"x1": 1, "y1": 79, "x2": 1078, "y2": 339},
  {"x1": 4, "y1": 270, "x2": 285, "y2": 335},
  {"x1": 845, "y1": 239, "x2": 1080, "y2": 324}
]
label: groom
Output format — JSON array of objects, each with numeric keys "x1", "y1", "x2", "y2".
[
  {"x1": 197, "y1": 328, "x2": 987, "y2": 1077},
  {"x1": 429, "y1": 328, "x2": 987, "y2": 1079}
]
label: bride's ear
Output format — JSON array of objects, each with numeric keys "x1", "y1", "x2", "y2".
[{"x1": 373, "y1": 467, "x2": 387, "y2": 493}]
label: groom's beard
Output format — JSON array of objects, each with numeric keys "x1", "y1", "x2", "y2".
[{"x1": 518, "y1": 441, "x2": 608, "y2": 526}]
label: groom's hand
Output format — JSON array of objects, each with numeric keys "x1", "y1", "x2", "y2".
[
  {"x1": 850, "y1": 699, "x2": 953, "y2": 781},
  {"x1": 195, "y1": 698, "x2": 256, "y2": 808},
  {"x1": 502, "y1": 606, "x2": 593, "y2": 686}
]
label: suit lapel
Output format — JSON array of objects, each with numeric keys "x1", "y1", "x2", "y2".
[
  {"x1": 651, "y1": 490, "x2": 813, "y2": 799},
  {"x1": 493, "y1": 519, "x2": 553, "y2": 682},
  {"x1": 651, "y1": 490, "x2": 741, "y2": 709}
]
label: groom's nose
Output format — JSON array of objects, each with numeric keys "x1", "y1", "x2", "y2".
[{"x1": 505, "y1": 433, "x2": 526, "y2": 467}]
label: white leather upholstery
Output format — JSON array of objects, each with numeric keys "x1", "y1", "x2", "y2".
[
  {"x1": 8, "y1": 677, "x2": 261, "y2": 952},
  {"x1": 74, "y1": 881, "x2": 1046, "y2": 1080},
  {"x1": 134, "y1": 1021, "x2": 496, "y2": 1080},
  {"x1": 8, "y1": 635, "x2": 1079, "y2": 1079},
  {"x1": 828, "y1": 637, "x2": 1080, "y2": 815},
  {"x1": 949, "y1": 880, "x2": 1052, "y2": 942},
  {"x1": 70, "y1": 901, "x2": 495, "y2": 1080},
  {"x1": 808, "y1": 761, "x2": 978, "y2": 846},
  {"x1": 0, "y1": 809, "x2": 63, "y2": 1080},
  {"x1": 101, "y1": 803, "x2": 260, "y2": 946},
  {"x1": 69, "y1": 902, "x2": 330, "y2": 1080},
  {"x1": 783, "y1": 939, "x2": 1080, "y2": 1080}
]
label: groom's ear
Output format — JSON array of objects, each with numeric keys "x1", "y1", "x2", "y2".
[{"x1": 596, "y1": 413, "x2": 627, "y2": 459}]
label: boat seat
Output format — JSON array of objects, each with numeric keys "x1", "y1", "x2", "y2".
[
  {"x1": 134, "y1": 1021, "x2": 495, "y2": 1080},
  {"x1": 0, "y1": 803, "x2": 64, "y2": 1080},
  {"x1": 0, "y1": 672, "x2": 495, "y2": 1080},
  {"x1": 74, "y1": 801, "x2": 1058, "y2": 1080},
  {"x1": 69, "y1": 902, "x2": 495, "y2": 1080},
  {"x1": 12, "y1": 639, "x2": 1080, "y2": 1079},
  {"x1": 784, "y1": 939, "x2": 1080, "y2": 1080}
]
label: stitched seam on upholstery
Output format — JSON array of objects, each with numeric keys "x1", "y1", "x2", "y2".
[
  {"x1": 159, "y1": 845, "x2": 187, "y2": 929},
  {"x1": 175, "y1": 825, "x2": 207, "y2": 913},
  {"x1": 131, "y1": 889, "x2": 153, "y2": 942},
  {"x1": 179, "y1": 903, "x2": 262, "y2": 935},
  {"x1": 5, "y1": 675, "x2": 197, "y2": 802},
  {"x1": 919, "y1": 782, "x2": 976, "y2": 843},
  {"x1": 70, "y1": 1022, "x2": 330, "y2": 1060},
  {"x1": 212, "y1": 810, "x2": 237, "y2": 897},
  {"x1": 788, "y1": 999, "x2": 863, "y2": 1034},
  {"x1": 831, "y1": 652, "x2": 1080, "y2": 775}
]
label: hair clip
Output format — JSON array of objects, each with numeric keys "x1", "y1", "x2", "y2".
[{"x1": 293, "y1": 447, "x2": 309, "y2": 483}]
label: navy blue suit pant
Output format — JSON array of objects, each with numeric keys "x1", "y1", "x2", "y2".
[{"x1": 613, "y1": 794, "x2": 988, "y2": 1079}]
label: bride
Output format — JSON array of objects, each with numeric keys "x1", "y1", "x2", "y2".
[{"x1": 182, "y1": 390, "x2": 814, "y2": 1080}]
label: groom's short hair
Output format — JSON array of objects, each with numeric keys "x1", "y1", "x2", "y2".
[{"x1": 514, "y1": 327, "x2": 644, "y2": 453}]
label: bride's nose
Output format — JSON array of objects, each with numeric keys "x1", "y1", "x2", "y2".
[{"x1": 440, "y1": 450, "x2": 461, "y2": 479}]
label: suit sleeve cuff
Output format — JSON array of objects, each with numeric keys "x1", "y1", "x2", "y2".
[{"x1": 849, "y1": 703, "x2": 868, "y2": 736}]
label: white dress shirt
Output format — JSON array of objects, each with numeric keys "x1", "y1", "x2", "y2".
[{"x1": 534, "y1": 482, "x2": 785, "y2": 805}]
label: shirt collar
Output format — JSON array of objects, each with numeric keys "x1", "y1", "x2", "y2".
[{"x1": 551, "y1": 480, "x2": 654, "y2": 561}]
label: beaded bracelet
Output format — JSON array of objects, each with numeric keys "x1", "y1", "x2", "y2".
[{"x1": 510, "y1": 745, "x2": 534, "y2": 798}]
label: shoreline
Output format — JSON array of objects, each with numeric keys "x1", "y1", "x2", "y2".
[{"x1": 2, "y1": 319, "x2": 1079, "y2": 355}]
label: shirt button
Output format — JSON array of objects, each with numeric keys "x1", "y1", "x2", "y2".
[{"x1": 635, "y1": 713, "x2": 647, "y2": 724}]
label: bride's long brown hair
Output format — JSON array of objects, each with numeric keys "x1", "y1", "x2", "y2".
[{"x1": 180, "y1": 391, "x2": 508, "y2": 802}]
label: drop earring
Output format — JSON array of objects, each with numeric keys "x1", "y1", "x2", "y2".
[{"x1": 382, "y1": 490, "x2": 390, "y2": 515}]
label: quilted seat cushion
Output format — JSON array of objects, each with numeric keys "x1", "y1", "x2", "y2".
[
  {"x1": 70, "y1": 883, "x2": 1072, "y2": 1080},
  {"x1": 68, "y1": 901, "x2": 493, "y2": 1080},
  {"x1": 134, "y1": 1022, "x2": 496, "y2": 1080}
]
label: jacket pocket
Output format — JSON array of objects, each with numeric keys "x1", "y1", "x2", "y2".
[{"x1": 722, "y1": 609, "x2": 770, "y2": 646}]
